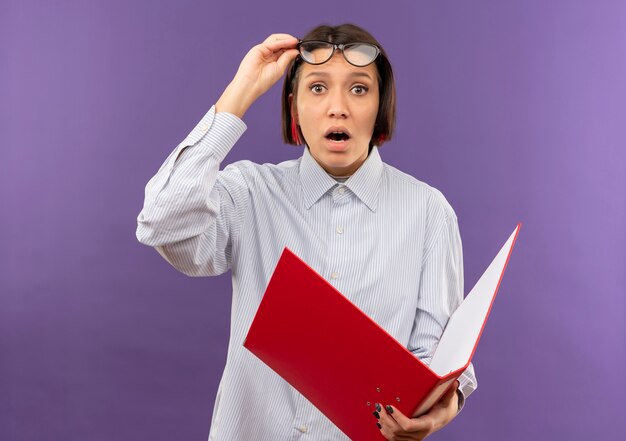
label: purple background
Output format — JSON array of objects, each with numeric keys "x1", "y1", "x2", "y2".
[{"x1": 2, "y1": 1, "x2": 625, "y2": 440}]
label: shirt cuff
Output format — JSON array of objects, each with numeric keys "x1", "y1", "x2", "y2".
[
  {"x1": 456, "y1": 388, "x2": 466, "y2": 413},
  {"x1": 169, "y1": 105, "x2": 247, "y2": 169},
  {"x1": 207, "y1": 109, "x2": 247, "y2": 161},
  {"x1": 456, "y1": 367, "x2": 476, "y2": 414}
]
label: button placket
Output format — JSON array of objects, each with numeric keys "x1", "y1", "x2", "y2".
[
  {"x1": 328, "y1": 186, "x2": 343, "y2": 284},
  {"x1": 329, "y1": 186, "x2": 353, "y2": 287},
  {"x1": 292, "y1": 392, "x2": 310, "y2": 437}
]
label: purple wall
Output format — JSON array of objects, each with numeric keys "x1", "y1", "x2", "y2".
[{"x1": 2, "y1": 1, "x2": 625, "y2": 440}]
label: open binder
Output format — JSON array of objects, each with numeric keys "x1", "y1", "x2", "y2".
[{"x1": 244, "y1": 224, "x2": 521, "y2": 440}]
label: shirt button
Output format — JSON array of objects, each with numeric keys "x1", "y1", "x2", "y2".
[
  {"x1": 336, "y1": 226, "x2": 344, "y2": 234},
  {"x1": 338, "y1": 187, "x2": 345, "y2": 195},
  {"x1": 298, "y1": 425, "x2": 308, "y2": 433},
  {"x1": 331, "y1": 272, "x2": 339, "y2": 280},
  {"x1": 198, "y1": 122, "x2": 209, "y2": 132}
]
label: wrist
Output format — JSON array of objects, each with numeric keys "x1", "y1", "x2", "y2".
[{"x1": 216, "y1": 78, "x2": 258, "y2": 118}]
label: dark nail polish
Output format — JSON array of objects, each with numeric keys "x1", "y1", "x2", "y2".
[
  {"x1": 376, "y1": 422, "x2": 382, "y2": 429},
  {"x1": 385, "y1": 405, "x2": 394, "y2": 414},
  {"x1": 375, "y1": 402, "x2": 381, "y2": 412},
  {"x1": 372, "y1": 411, "x2": 380, "y2": 419}
]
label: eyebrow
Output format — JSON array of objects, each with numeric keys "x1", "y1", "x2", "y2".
[{"x1": 304, "y1": 71, "x2": 373, "y2": 81}]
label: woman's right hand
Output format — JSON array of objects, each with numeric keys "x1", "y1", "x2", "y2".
[{"x1": 216, "y1": 34, "x2": 299, "y2": 118}]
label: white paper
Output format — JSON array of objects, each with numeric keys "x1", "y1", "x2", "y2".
[{"x1": 429, "y1": 225, "x2": 520, "y2": 376}]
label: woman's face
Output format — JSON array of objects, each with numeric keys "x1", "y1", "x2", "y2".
[{"x1": 293, "y1": 53, "x2": 379, "y2": 176}]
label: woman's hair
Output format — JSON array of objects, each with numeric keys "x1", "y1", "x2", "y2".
[{"x1": 281, "y1": 23, "x2": 396, "y2": 147}]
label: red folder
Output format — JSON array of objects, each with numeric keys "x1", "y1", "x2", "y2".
[{"x1": 244, "y1": 224, "x2": 521, "y2": 440}]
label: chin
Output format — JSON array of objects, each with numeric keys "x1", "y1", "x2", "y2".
[
  {"x1": 325, "y1": 159, "x2": 360, "y2": 175},
  {"x1": 309, "y1": 144, "x2": 366, "y2": 174}
]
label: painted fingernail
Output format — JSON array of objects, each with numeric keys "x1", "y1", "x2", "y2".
[
  {"x1": 376, "y1": 422, "x2": 382, "y2": 429},
  {"x1": 375, "y1": 402, "x2": 381, "y2": 412},
  {"x1": 372, "y1": 411, "x2": 380, "y2": 419},
  {"x1": 385, "y1": 405, "x2": 394, "y2": 414}
]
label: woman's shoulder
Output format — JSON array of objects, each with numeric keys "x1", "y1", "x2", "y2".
[
  {"x1": 221, "y1": 155, "x2": 302, "y2": 189},
  {"x1": 225, "y1": 155, "x2": 300, "y2": 174},
  {"x1": 382, "y1": 162, "x2": 458, "y2": 221}
]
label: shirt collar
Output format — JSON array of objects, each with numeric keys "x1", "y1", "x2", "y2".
[{"x1": 299, "y1": 146, "x2": 383, "y2": 212}]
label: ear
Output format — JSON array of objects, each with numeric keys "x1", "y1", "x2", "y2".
[{"x1": 288, "y1": 93, "x2": 299, "y2": 124}]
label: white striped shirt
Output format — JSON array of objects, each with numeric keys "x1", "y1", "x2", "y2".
[{"x1": 136, "y1": 106, "x2": 477, "y2": 440}]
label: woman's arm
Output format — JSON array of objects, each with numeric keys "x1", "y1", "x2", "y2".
[
  {"x1": 372, "y1": 191, "x2": 477, "y2": 438},
  {"x1": 406, "y1": 190, "x2": 478, "y2": 406},
  {"x1": 136, "y1": 106, "x2": 247, "y2": 276},
  {"x1": 136, "y1": 34, "x2": 299, "y2": 276}
]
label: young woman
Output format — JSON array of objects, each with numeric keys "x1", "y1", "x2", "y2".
[{"x1": 137, "y1": 23, "x2": 477, "y2": 441}]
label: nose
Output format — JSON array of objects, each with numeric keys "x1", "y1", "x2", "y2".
[{"x1": 326, "y1": 90, "x2": 350, "y2": 119}]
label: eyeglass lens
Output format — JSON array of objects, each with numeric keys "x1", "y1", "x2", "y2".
[{"x1": 299, "y1": 42, "x2": 378, "y2": 67}]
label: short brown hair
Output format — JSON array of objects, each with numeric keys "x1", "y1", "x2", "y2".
[{"x1": 281, "y1": 23, "x2": 396, "y2": 147}]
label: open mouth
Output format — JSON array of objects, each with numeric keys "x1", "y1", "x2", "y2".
[{"x1": 326, "y1": 131, "x2": 350, "y2": 142}]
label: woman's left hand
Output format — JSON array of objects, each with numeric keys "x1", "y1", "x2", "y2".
[{"x1": 375, "y1": 381, "x2": 460, "y2": 440}]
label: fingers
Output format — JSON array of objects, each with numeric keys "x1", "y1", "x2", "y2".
[
  {"x1": 257, "y1": 34, "x2": 299, "y2": 76},
  {"x1": 441, "y1": 381, "x2": 459, "y2": 406},
  {"x1": 386, "y1": 405, "x2": 435, "y2": 433},
  {"x1": 376, "y1": 404, "x2": 429, "y2": 440},
  {"x1": 374, "y1": 383, "x2": 461, "y2": 439},
  {"x1": 275, "y1": 48, "x2": 299, "y2": 71},
  {"x1": 253, "y1": 34, "x2": 298, "y2": 68},
  {"x1": 432, "y1": 381, "x2": 459, "y2": 411},
  {"x1": 262, "y1": 34, "x2": 299, "y2": 51},
  {"x1": 262, "y1": 33, "x2": 297, "y2": 43}
]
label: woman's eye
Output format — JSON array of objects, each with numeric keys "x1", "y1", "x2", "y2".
[
  {"x1": 310, "y1": 84, "x2": 326, "y2": 94},
  {"x1": 352, "y1": 85, "x2": 368, "y2": 95}
]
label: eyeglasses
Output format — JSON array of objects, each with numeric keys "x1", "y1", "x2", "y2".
[{"x1": 297, "y1": 40, "x2": 380, "y2": 67}]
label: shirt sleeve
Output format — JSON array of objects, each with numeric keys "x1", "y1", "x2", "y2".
[
  {"x1": 406, "y1": 189, "x2": 478, "y2": 412},
  {"x1": 136, "y1": 105, "x2": 249, "y2": 277}
]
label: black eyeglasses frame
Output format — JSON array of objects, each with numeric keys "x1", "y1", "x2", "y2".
[{"x1": 296, "y1": 40, "x2": 381, "y2": 67}]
